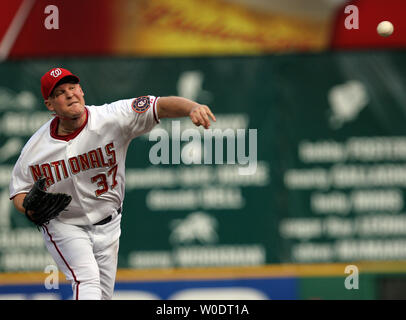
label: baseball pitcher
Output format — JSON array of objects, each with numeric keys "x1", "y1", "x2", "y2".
[{"x1": 9, "y1": 67, "x2": 216, "y2": 300}]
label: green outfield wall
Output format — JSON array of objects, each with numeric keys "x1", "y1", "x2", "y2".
[{"x1": 1, "y1": 51, "x2": 406, "y2": 273}]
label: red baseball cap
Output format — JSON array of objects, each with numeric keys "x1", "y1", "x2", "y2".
[{"x1": 41, "y1": 67, "x2": 80, "y2": 100}]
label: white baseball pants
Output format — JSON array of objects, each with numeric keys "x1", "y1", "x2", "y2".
[{"x1": 41, "y1": 212, "x2": 122, "y2": 300}]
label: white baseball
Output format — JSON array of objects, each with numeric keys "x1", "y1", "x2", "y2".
[{"x1": 377, "y1": 21, "x2": 394, "y2": 37}]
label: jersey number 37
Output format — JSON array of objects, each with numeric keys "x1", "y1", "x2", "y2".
[{"x1": 90, "y1": 164, "x2": 118, "y2": 197}]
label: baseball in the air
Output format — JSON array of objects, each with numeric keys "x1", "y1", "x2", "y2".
[{"x1": 377, "y1": 21, "x2": 394, "y2": 37}]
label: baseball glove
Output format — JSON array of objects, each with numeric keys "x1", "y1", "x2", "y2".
[{"x1": 23, "y1": 177, "x2": 72, "y2": 226}]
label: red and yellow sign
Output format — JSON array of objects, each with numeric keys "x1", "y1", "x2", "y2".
[
  {"x1": 114, "y1": 0, "x2": 331, "y2": 55},
  {"x1": 1, "y1": 0, "x2": 405, "y2": 58}
]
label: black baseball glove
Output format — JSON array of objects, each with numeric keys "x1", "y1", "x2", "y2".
[{"x1": 22, "y1": 177, "x2": 72, "y2": 226}]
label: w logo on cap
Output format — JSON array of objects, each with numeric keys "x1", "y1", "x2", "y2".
[
  {"x1": 50, "y1": 68, "x2": 62, "y2": 78},
  {"x1": 41, "y1": 67, "x2": 80, "y2": 99}
]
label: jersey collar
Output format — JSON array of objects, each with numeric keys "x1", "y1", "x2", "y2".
[{"x1": 50, "y1": 107, "x2": 89, "y2": 142}]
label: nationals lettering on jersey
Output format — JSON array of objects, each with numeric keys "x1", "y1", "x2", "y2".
[
  {"x1": 29, "y1": 142, "x2": 117, "y2": 188},
  {"x1": 9, "y1": 96, "x2": 160, "y2": 225}
]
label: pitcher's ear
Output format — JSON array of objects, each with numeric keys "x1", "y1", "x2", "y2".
[
  {"x1": 44, "y1": 99, "x2": 54, "y2": 111},
  {"x1": 79, "y1": 84, "x2": 84, "y2": 96}
]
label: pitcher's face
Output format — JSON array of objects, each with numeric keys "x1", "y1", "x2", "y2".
[{"x1": 45, "y1": 82, "x2": 85, "y2": 120}]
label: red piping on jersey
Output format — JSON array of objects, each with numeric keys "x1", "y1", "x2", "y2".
[
  {"x1": 153, "y1": 98, "x2": 159, "y2": 124},
  {"x1": 43, "y1": 225, "x2": 80, "y2": 300},
  {"x1": 50, "y1": 107, "x2": 89, "y2": 142}
]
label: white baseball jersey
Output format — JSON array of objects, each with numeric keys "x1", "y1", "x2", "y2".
[{"x1": 10, "y1": 96, "x2": 160, "y2": 225}]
